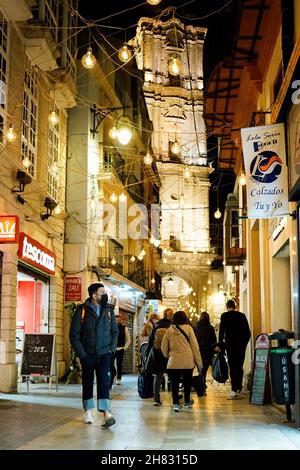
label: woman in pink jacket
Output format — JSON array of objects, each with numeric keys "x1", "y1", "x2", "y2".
[{"x1": 161, "y1": 310, "x2": 202, "y2": 412}]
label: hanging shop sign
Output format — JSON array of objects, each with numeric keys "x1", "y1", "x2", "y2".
[
  {"x1": 18, "y1": 232, "x2": 56, "y2": 275},
  {"x1": 241, "y1": 123, "x2": 289, "y2": 218},
  {"x1": 0, "y1": 215, "x2": 19, "y2": 243},
  {"x1": 65, "y1": 276, "x2": 82, "y2": 302}
]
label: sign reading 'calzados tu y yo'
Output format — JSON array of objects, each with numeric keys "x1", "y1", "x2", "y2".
[{"x1": 241, "y1": 123, "x2": 289, "y2": 219}]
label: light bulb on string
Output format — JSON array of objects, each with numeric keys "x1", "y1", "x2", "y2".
[
  {"x1": 99, "y1": 239, "x2": 104, "y2": 247},
  {"x1": 111, "y1": 257, "x2": 117, "y2": 266},
  {"x1": 109, "y1": 126, "x2": 118, "y2": 140},
  {"x1": 54, "y1": 204, "x2": 61, "y2": 215},
  {"x1": 151, "y1": 277, "x2": 155, "y2": 284},
  {"x1": 163, "y1": 248, "x2": 168, "y2": 255},
  {"x1": 153, "y1": 239, "x2": 161, "y2": 248},
  {"x1": 130, "y1": 255, "x2": 136, "y2": 262},
  {"x1": 22, "y1": 156, "x2": 31, "y2": 169},
  {"x1": 48, "y1": 110, "x2": 59, "y2": 126},
  {"x1": 184, "y1": 167, "x2": 191, "y2": 178},
  {"x1": 168, "y1": 56, "x2": 182, "y2": 76},
  {"x1": 6, "y1": 125, "x2": 16, "y2": 142},
  {"x1": 171, "y1": 140, "x2": 181, "y2": 155},
  {"x1": 119, "y1": 193, "x2": 127, "y2": 202},
  {"x1": 118, "y1": 44, "x2": 132, "y2": 63},
  {"x1": 117, "y1": 117, "x2": 132, "y2": 145},
  {"x1": 163, "y1": 257, "x2": 167, "y2": 264},
  {"x1": 144, "y1": 152, "x2": 153, "y2": 165},
  {"x1": 81, "y1": 47, "x2": 96, "y2": 69},
  {"x1": 214, "y1": 208, "x2": 222, "y2": 219},
  {"x1": 147, "y1": 0, "x2": 162, "y2": 4},
  {"x1": 110, "y1": 192, "x2": 118, "y2": 203},
  {"x1": 141, "y1": 248, "x2": 146, "y2": 257},
  {"x1": 239, "y1": 173, "x2": 246, "y2": 186}
]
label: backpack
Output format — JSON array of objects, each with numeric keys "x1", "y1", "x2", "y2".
[{"x1": 137, "y1": 372, "x2": 153, "y2": 399}]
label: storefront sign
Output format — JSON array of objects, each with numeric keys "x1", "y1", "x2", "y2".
[
  {"x1": 250, "y1": 333, "x2": 271, "y2": 405},
  {"x1": 18, "y1": 233, "x2": 56, "y2": 275},
  {"x1": 241, "y1": 123, "x2": 289, "y2": 218},
  {"x1": 0, "y1": 215, "x2": 19, "y2": 243},
  {"x1": 65, "y1": 276, "x2": 82, "y2": 302}
]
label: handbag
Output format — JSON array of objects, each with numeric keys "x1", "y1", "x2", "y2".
[{"x1": 212, "y1": 352, "x2": 228, "y2": 383}]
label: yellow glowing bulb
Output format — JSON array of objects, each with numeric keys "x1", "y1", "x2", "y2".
[
  {"x1": 151, "y1": 277, "x2": 155, "y2": 284},
  {"x1": 6, "y1": 125, "x2": 16, "y2": 142},
  {"x1": 81, "y1": 47, "x2": 96, "y2": 69},
  {"x1": 153, "y1": 239, "x2": 161, "y2": 247},
  {"x1": 119, "y1": 193, "x2": 127, "y2": 202},
  {"x1": 118, "y1": 45, "x2": 132, "y2": 63},
  {"x1": 110, "y1": 192, "x2": 118, "y2": 203},
  {"x1": 51, "y1": 161, "x2": 59, "y2": 174},
  {"x1": 111, "y1": 257, "x2": 117, "y2": 266},
  {"x1": 48, "y1": 110, "x2": 59, "y2": 126},
  {"x1": 214, "y1": 208, "x2": 222, "y2": 219},
  {"x1": 168, "y1": 56, "x2": 182, "y2": 76},
  {"x1": 147, "y1": 0, "x2": 161, "y2": 4},
  {"x1": 171, "y1": 141, "x2": 181, "y2": 155},
  {"x1": 239, "y1": 173, "x2": 246, "y2": 186},
  {"x1": 144, "y1": 152, "x2": 153, "y2": 165},
  {"x1": 54, "y1": 205, "x2": 61, "y2": 215},
  {"x1": 117, "y1": 125, "x2": 132, "y2": 145},
  {"x1": 141, "y1": 248, "x2": 146, "y2": 256},
  {"x1": 109, "y1": 126, "x2": 118, "y2": 140},
  {"x1": 22, "y1": 156, "x2": 31, "y2": 169},
  {"x1": 130, "y1": 255, "x2": 136, "y2": 262},
  {"x1": 184, "y1": 167, "x2": 190, "y2": 178},
  {"x1": 99, "y1": 240, "x2": 104, "y2": 247},
  {"x1": 163, "y1": 257, "x2": 167, "y2": 264}
]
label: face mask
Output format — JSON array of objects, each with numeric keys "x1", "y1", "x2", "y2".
[{"x1": 100, "y1": 293, "x2": 108, "y2": 307}]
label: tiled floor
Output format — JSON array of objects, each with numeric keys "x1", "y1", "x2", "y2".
[{"x1": 0, "y1": 375, "x2": 300, "y2": 450}]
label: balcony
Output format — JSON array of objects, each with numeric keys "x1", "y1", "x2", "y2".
[
  {"x1": 98, "y1": 257, "x2": 123, "y2": 276},
  {"x1": 223, "y1": 193, "x2": 246, "y2": 266},
  {"x1": 125, "y1": 258, "x2": 146, "y2": 289}
]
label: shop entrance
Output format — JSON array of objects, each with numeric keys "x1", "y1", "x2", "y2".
[
  {"x1": 271, "y1": 242, "x2": 292, "y2": 331},
  {"x1": 16, "y1": 265, "x2": 50, "y2": 365}
]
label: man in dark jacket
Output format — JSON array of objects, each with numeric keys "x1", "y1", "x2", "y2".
[
  {"x1": 146, "y1": 308, "x2": 174, "y2": 406},
  {"x1": 219, "y1": 299, "x2": 251, "y2": 399},
  {"x1": 194, "y1": 311, "x2": 217, "y2": 394},
  {"x1": 69, "y1": 283, "x2": 118, "y2": 427}
]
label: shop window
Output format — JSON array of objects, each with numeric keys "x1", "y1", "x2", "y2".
[{"x1": 22, "y1": 54, "x2": 38, "y2": 178}]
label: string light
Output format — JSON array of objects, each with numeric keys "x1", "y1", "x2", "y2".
[
  {"x1": 234, "y1": 265, "x2": 239, "y2": 271},
  {"x1": 214, "y1": 208, "x2": 222, "y2": 219},
  {"x1": 171, "y1": 141, "x2": 181, "y2": 155},
  {"x1": 153, "y1": 239, "x2": 161, "y2": 247},
  {"x1": 162, "y1": 248, "x2": 168, "y2": 255},
  {"x1": 206, "y1": 260, "x2": 211, "y2": 266},
  {"x1": 147, "y1": 0, "x2": 162, "y2": 4},
  {"x1": 119, "y1": 193, "x2": 127, "y2": 202},
  {"x1": 184, "y1": 167, "x2": 191, "y2": 178},
  {"x1": 111, "y1": 257, "x2": 117, "y2": 266},
  {"x1": 99, "y1": 239, "x2": 104, "y2": 247},
  {"x1": 163, "y1": 257, "x2": 167, "y2": 264},
  {"x1": 141, "y1": 248, "x2": 146, "y2": 256},
  {"x1": 110, "y1": 192, "x2": 118, "y2": 203},
  {"x1": 48, "y1": 110, "x2": 59, "y2": 126},
  {"x1": 109, "y1": 126, "x2": 118, "y2": 140},
  {"x1": 6, "y1": 125, "x2": 16, "y2": 142},
  {"x1": 81, "y1": 47, "x2": 96, "y2": 69},
  {"x1": 168, "y1": 56, "x2": 182, "y2": 76},
  {"x1": 144, "y1": 152, "x2": 153, "y2": 165},
  {"x1": 151, "y1": 277, "x2": 155, "y2": 284},
  {"x1": 22, "y1": 156, "x2": 31, "y2": 169},
  {"x1": 239, "y1": 173, "x2": 246, "y2": 186},
  {"x1": 117, "y1": 117, "x2": 132, "y2": 145},
  {"x1": 54, "y1": 205, "x2": 61, "y2": 215},
  {"x1": 118, "y1": 44, "x2": 132, "y2": 63}
]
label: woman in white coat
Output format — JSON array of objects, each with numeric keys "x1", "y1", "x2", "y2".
[{"x1": 161, "y1": 310, "x2": 202, "y2": 411}]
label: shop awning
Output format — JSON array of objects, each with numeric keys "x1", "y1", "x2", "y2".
[{"x1": 92, "y1": 266, "x2": 146, "y2": 293}]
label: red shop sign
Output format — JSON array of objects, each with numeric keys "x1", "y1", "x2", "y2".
[
  {"x1": 18, "y1": 232, "x2": 56, "y2": 275},
  {"x1": 65, "y1": 276, "x2": 82, "y2": 302},
  {"x1": 0, "y1": 215, "x2": 19, "y2": 243}
]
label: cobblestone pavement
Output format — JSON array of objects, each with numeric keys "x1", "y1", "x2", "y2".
[{"x1": 0, "y1": 376, "x2": 300, "y2": 450}]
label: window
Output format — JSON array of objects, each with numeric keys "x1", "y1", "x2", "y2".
[
  {"x1": 0, "y1": 10, "x2": 7, "y2": 144},
  {"x1": 47, "y1": 104, "x2": 59, "y2": 202},
  {"x1": 45, "y1": 0, "x2": 59, "y2": 43},
  {"x1": 22, "y1": 55, "x2": 38, "y2": 177}
]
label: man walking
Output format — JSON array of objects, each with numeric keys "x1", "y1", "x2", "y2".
[
  {"x1": 70, "y1": 283, "x2": 118, "y2": 427},
  {"x1": 219, "y1": 299, "x2": 251, "y2": 399}
]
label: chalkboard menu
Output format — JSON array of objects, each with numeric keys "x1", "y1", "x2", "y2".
[
  {"x1": 250, "y1": 333, "x2": 270, "y2": 405},
  {"x1": 21, "y1": 334, "x2": 54, "y2": 376}
]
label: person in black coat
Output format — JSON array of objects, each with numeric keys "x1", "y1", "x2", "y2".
[
  {"x1": 145, "y1": 308, "x2": 174, "y2": 406},
  {"x1": 194, "y1": 311, "x2": 217, "y2": 393},
  {"x1": 219, "y1": 299, "x2": 251, "y2": 399}
]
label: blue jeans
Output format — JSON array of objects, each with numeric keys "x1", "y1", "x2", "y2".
[
  {"x1": 81, "y1": 352, "x2": 111, "y2": 412},
  {"x1": 153, "y1": 373, "x2": 164, "y2": 401}
]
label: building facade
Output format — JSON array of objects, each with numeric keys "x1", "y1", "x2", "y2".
[{"x1": 0, "y1": 0, "x2": 77, "y2": 392}]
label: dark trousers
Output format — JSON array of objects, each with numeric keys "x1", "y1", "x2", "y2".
[
  {"x1": 226, "y1": 347, "x2": 246, "y2": 392},
  {"x1": 81, "y1": 353, "x2": 111, "y2": 411},
  {"x1": 168, "y1": 369, "x2": 193, "y2": 405},
  {"x1": 116, "y1": 349, "x2": 125, "y2": 380}
]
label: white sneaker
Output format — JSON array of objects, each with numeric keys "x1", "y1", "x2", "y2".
[
  {"x1": 101, "y1": 412, "x2": 116, "y2": 428},
  {"x1": 83, "y1": 409, "x2": 93, "y2": 424},
  {"x1": 227, "y1": 391, "x2": 238, "y2": 400},
  {"x1": 116, "y1": 379, "x2": 121, "y2": 385},
  {"x1": 173, "y1": 404, "x2": 181, "y2": 412}
]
